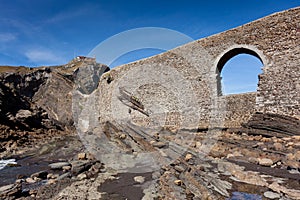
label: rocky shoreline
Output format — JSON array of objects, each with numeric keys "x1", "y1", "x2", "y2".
[
  {"x1": 0, "y1": 58, "x2": 299, "y2": 199},
  {"x1": 0, "y1": 128, "x2": 299, "y2": 199}
]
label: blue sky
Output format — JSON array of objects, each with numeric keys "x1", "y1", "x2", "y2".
[
  {"x1": 0, "y1": 0, "x2": 298, "y2": 67},
  {"x1": 0, "y1": 0, "x2": 299, "y2": 92}
]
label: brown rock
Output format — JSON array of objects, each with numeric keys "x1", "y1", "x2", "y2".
[
  {"x1": 295, "y1": 151, "x2": 300, "y2": 161},
  {"x1": 25, "y1": 177, "x2": 36, "y2": 183},
  {"x1": 185, "y1": 153, "x2": 193, "y2": 161},
  {"x1": 248, "y1": 157, "x2": 259, "y2": 164},
  {"x1": 62, "y1": 165, "x2": 71, "y2": 171},
  {"x1": 174, "y1": 180, "x2": 182, "y2": 186},
  {"x1": 47, "y1": 179, "x2": 56, "y2": 185},
  {"x1": 119, "y1": 133, "x2": 127, "y2": 140},
  {"x1": 285, "y1": 160, "x2": 299, "y2": 169},
  {"x1": 78, "y1": 152, "x2": 86, "y2": 160},
  {"x1": 258, "y1": 158, "x2": 273, "y2": 167},
  {"x1": 286, "y1": 153, "x2": 295, "y2": 161},
  {"x1": 273, "y1": 142, "x2": 283, "y2": 151}
]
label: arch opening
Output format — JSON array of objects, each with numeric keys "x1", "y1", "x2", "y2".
[{"x1": 216, "y1": 48, "x2": 264, "y2": 96}]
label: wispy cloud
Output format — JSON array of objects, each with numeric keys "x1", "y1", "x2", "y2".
[
  {"x1": 0, "y1": 33, "x2": 16, "y2": 42},
  {"x1": 45, "y1": 4, "x2": 96, "y2": 24},
  {"x1": 25, "y1": 49, "x2": 65, "y2": 65}
]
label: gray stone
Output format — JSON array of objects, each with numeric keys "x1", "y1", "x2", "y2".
[
  {"x1": 49, "y1": 162, "x2": 70, "y2": 170},
  {"x1": 264, "y1": 191, "x2": 281, "y2": 199},
  {"x1": 57, "y1": 172, "x2": 71, "y2": 180},
  {"x1": 133, "y1": 176, "x2": 145, "y2": 184}
]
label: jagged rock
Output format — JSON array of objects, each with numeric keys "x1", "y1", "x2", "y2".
[
  {"x1": 15, "y1": 109, "x2": 32, "y2": 119},
  {"x1": 71, "y1": 160, "x2": 93, "y2": 175},
  {"x1": 242, "y1": 112, "x2": 300, "y2": 137},
  {"x1": 0, "y1": 183, "x2": 21, "y2": 199},
  {"x1": 73, "y1": 63, "x2": 109, "y2": 95}
]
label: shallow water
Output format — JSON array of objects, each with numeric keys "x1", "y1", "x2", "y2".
[
  {"x1": 228, "y1": 192, "x2": 262, "y2": 200},
  {"x1": 0, "y1": 156, "x2": 50, "y2": 186}
]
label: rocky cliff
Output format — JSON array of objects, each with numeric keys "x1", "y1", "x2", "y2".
[{"x1": 0, "y1": 58, "x2": 109, "y2": 157}]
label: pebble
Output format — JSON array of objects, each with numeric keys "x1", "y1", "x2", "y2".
[
  {"x1": 292, "y1": 136, "x2": 300, "y2": 140},
  {"x1": 174, "y1": 165, "x2": 185, "y2": 173},
  {"x1": 248, "y1": 157, "x2": 259, "y2": 164},
  {"x1": 261, "y1": 138, "x2": 271, "y2": 142},
  {"x1": 264, "y1": 191, "x2": 280, "y2": 199},
  {"x1": 77, "y1": 153, "x2": 86, "y2": 160},
  {"x1": 185, "y1": 153, "x2": 193, "y2": 161},
  {"x1": 273, "y1": 143, "x2": 283, "y2": 151},
  {"x1": 152, "y1": 141, "x2": 167, "y2": 148},
  {"x1": 119, "y1": 133, "x2": 127, "y2": 140},
  {"x1": 294, "y1": 142, "x2": 300, "y2": 147},
  {"x1": 174, "y1": 180, "x2": 182, "y2": 186},
  {"x1": 77, "y1": 173, "x2": 87, "y2": 180},
  {"x1": 282, "y1": 137, "x2": 291, "y2": 141},
  {"x1": 258, "y1": 158, "x2": 273, "y2": 167},
  {"x1": 133, "y1": 176, "x2": 145, "y2": 184},
  {"x1": 62, "y1": 165, "x2": 71, "y2": 171},
  {"x1": 25, "y1": 177, "x2": 36, "y2": 183},
  {"x1": 47, "y1": 179, "x2": 56, "y2": 185}
]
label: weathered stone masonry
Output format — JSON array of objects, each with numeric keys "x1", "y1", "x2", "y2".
[{"x1": 97, "y1": 7, "x2": 300, "y2": 130}]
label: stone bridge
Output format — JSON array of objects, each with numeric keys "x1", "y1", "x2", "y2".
[{"x1": 95, "y1": 7, "x2": 299, "y2": 131}]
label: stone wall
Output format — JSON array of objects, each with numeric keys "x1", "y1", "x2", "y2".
[{"x1": 97, "y1": 7, "x2": 300, "y2": 130}]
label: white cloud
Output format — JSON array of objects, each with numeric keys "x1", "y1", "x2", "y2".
[
  {"x1": 0, "y1": 33, "x2": 16, "y2": 42},
  {"x1": 25, "y1": 49, "x2": 65, "y2": 65},
  {"x1": 45, "y1": 4, "x2": 95, "y2": 24}
]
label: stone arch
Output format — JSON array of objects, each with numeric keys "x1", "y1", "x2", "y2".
[{"x1": 214, "y1": 45, "x2": 266, "y2": 96}]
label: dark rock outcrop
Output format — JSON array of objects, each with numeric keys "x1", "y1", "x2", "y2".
[
  {"x1": 0, "y1": 58, "x2": 109, "y2": 155},
  {"x1": 242, "y1": 112, "x2": 300, "y2": 137}
]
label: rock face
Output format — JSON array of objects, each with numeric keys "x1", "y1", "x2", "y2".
[
  {"x1": 0, "y1": 58, "x2": 109, "y2": 156},
  {"x1": 242, "y1": 112, "x2": 300, "y2": 137}
]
